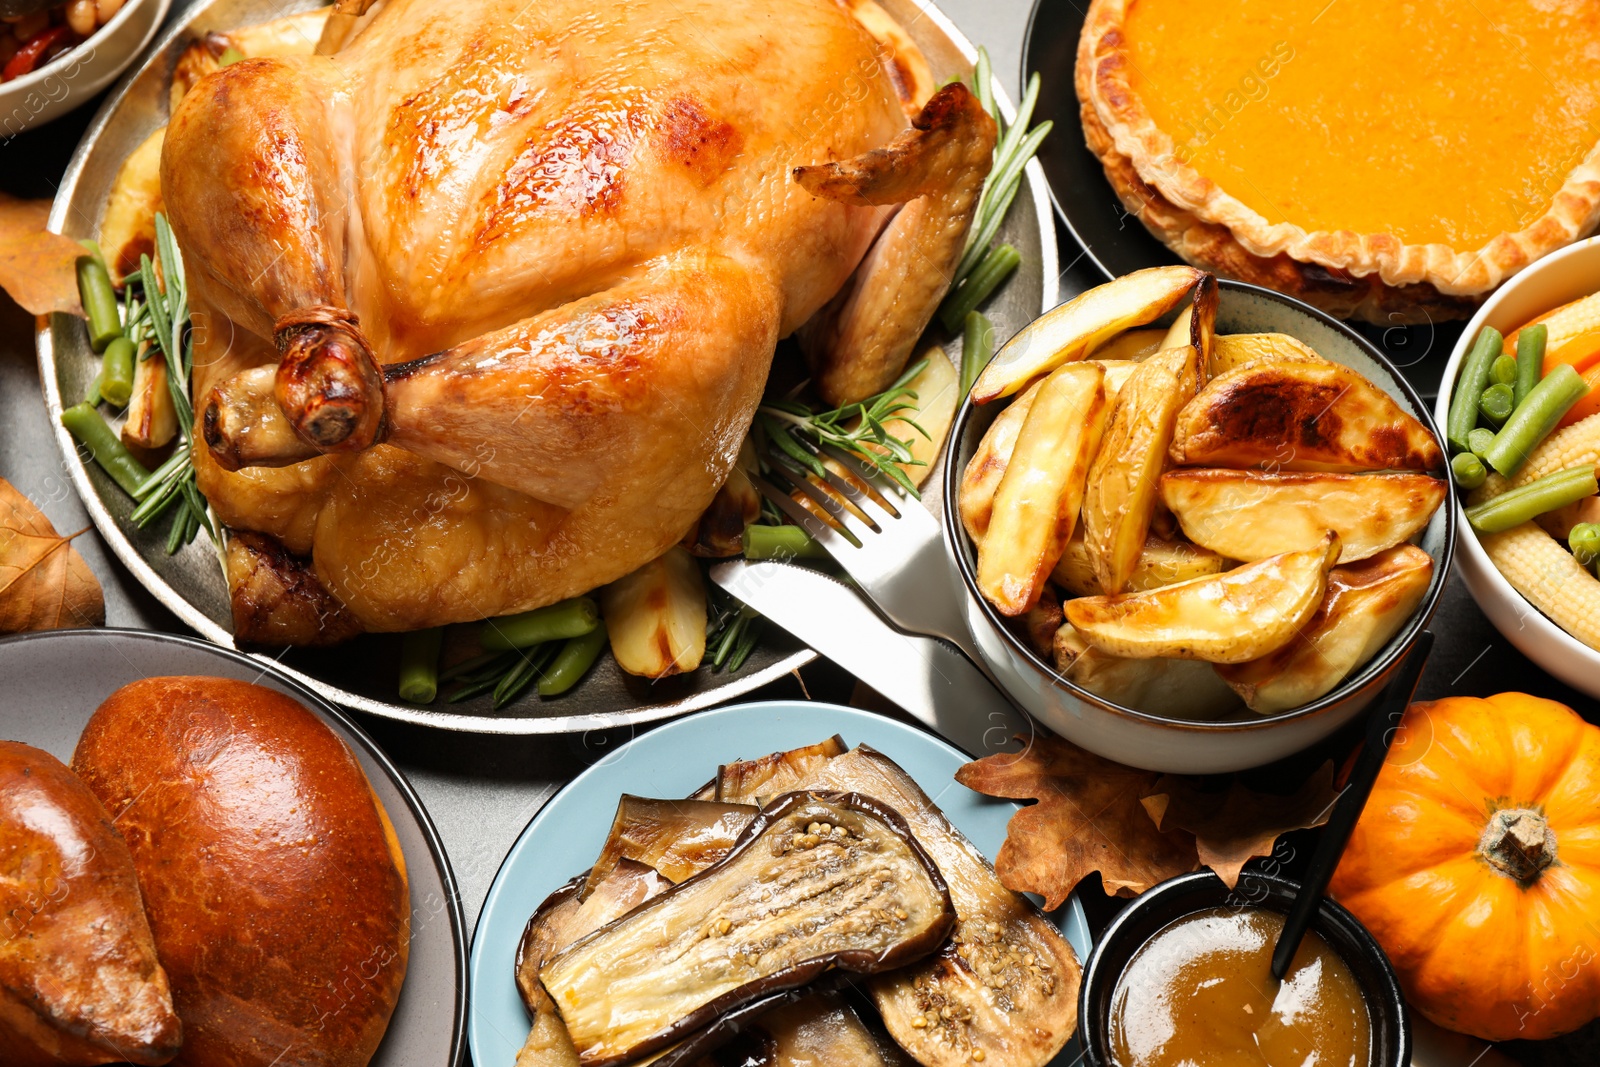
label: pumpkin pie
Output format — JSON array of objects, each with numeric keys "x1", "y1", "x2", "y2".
[{"x1": 1076, "y1": 0, "x2": 1600, "y2": 322}]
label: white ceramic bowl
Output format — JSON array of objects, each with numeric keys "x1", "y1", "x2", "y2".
[
  {"x1": 0, "y1": 0, "x2": 170, "y2": 136},
  {"x1": 1433, "y1": 235, "x2": 1600, "y2": 700},
  {"x1": 944, "y1": 279, "x2": 1454, "y2": 774}
]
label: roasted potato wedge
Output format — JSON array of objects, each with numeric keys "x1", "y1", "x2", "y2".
[
  {"x1": 1053, "y1": 624, "x2": 1242, "y2": 720},
  {"x1": 1095, "y1": 359, "x2": 1140, "y2": 403},
  {"x1": 1216, "y1": 545, "x2": 1433, "y2": 713},
  {"x1": 1082, "y1": 345, "x2": 1199, "y2": 594},
  {"x1": 959, "y1": 379, "x2": 1043, "y2": 542},
  {"x1": 602, "y1": 547, "x2": 707, "y2": 677},
  {"x1": 1052, "y1": 533, "x2": 1228, "y2": 596},
  {"x1": 972, "y1": 266, "x2": 1203, "y2": 403},
  {"x1": 1170, "y1": 360, "x2": 1445, "y2": 472},
  {"x1": 1023, "y1": 586, "x2": 1063, "y2": 659},
  {"x1": 1161, "y1": 470, "x2": 1446, "y2": 563},
  {"x1": 1063, "y1": 532, "x2": 1341, "y2": 663},
  {"x1": 872, "y1": 345, "x2": 957, "y2": 488},
  {"x1": 978, "y1": 363, "x2": 1109, "y2": 615},
  {"x1": 1092, "y1": 328, "x2": 1167, "y2": 362},
  {"x1": 100, "y1": 129, "x2": 164, "y2": 282},
  {"x1": 1159, "y1": 273, "x2": 1216, "y2": 391},
  {"x1": 122, "y1": 350, "x2": 178, "y2": 450},
  {"x1": 1208, "y1": 332, "x2": 1324, "y2": 378}
]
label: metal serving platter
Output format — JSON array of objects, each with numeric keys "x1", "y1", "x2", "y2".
[{"x1": 38, "y1": 0, "x2": 1058, "y2": 733}]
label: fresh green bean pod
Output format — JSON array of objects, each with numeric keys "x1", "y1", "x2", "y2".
[
  {"x1": 60, "y1": 402, "x2": 151, "y2": 496},
  {"x1": 76, "y1": 255, "x2": 123, "y2": 353},
  {"x1": 939, "y1": 244, "x2": 1021, "y2": 332},
  {"x1": 743, "y1": 524, "x2": 828, "y2": 560},
  {"x1": 1514, "y1": 323, "x2": 1546, "y2": 408},
  {"x1": 1448, "y1": 326, "x2": 1503, "y2": 452},
  {"x1": 1489, "y1": 354, "x2": 1518, "y2": 387},
  {"x1": 960, "y1": 311, "x2": 996, "y2": 398},
  {"x1": 1570, "y1": 523, "x2": 1600, "y2": 571},
  {"x1": 399, "y1": 628, "x2": 444, "y2": 704},
  {"x1": 1451, "y1": 452, "x2": 1487, "y2": 491},
  {"x1": 1467, "y1": 427, "x2": 1496, "y2": 459},
  {"x1": 1465, "y1": 464, "x2": 1598, "y2": 533},
  {"x1": 1481, "y1": 364, "x2": 1589, "y2": 477},
  {"x1": 1479, "y1": 383, "x2": 1515, "y2": 426},
  {"x1": 480, "y1": 597, "x2": 600, "y2": 651},
  {"x1": 538, "y1": 626, "x2": 608, "y2": 696},
  {"x1": 98, "y1": 337, "x2": 136, "y2": 408}
]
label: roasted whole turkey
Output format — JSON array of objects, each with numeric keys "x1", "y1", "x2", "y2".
[{"x1": 161, "y1": 0, "x2": 995, "y2": 642}]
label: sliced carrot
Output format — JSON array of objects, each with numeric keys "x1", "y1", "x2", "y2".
[
  {"x1": 1556, "y1": 362, "x2": 1600, "y2": 430},
  {"x1": 1543, "y1": 325, "x2": 1600, "y2": 378}
]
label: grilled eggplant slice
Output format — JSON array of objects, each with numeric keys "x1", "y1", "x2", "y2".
[
  {"x1": 719, "y1": 746, "x2": 1082, "y2": 1067},
  {"x1": 714, "y1": 736, "x2": 846, "y2": 803},
  {"x1": 516, "y1": 860, "x2": 677, "y2": 1066},
  {"x1": 542, "y1": 792, "x2": 955, "y2": 1067},
  {"x1": 708, "y1": 992, "x2": 910, "y2": 1067},
  {"x1": 583, "y1": 797, "x2": 756, "y2": 898}
]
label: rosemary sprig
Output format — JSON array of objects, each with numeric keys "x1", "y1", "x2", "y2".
[
  {"x1": 707, "y1": 594, "x2": 762, "y2": 673},
  {"x1": 121, "y1": 214, "x2": 213, "y2": 552},
  {"x1": 757, "y1": 357, "x2": 931, "y2": 497},
  {"x1": 937, "y1": 47, "x2": 1052, "y2": 328}
]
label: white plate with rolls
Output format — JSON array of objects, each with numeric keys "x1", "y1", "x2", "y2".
[{"x1": 0, "y1": 627, "x2": 467, "y2": 1067}]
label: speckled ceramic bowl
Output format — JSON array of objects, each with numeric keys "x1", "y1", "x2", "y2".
[{"x1": 943, "y1": 278, "x2": 1454, "y2": 774}]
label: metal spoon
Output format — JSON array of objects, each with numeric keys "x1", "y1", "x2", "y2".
[{"x1": 1270, "y1": 630, "x2": 1435, "y2": 980}]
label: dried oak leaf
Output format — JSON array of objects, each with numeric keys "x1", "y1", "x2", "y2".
[
  {"x1": 956, "y1": 735, "x2": 1198, "y2": 908},
  {"x1": 1142, "y1": 762, "x2": 1339, "y2": 889},
  {"x1": 0, "y1": 479, "x2": 104, "y2": 633},
  {"x1": 0, "y1": 193, "x2": 85, "y2": 317}
]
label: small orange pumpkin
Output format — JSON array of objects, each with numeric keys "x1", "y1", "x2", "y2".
[{"x1": 1330, "y1": 693, "x2": 1600, "y2": 1041}]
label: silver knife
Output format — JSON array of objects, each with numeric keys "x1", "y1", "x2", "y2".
[{"x1": 710, "y1": 559, "x2": 1034, "y2": 759}]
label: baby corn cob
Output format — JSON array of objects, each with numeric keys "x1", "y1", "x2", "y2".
[
  {"x1": 1479, "y1": 522, "x2": 1600, "y2": 650},
  {"x1": 1469, "y1": 412, "x2": 1600, "y2": 501},
  {"x1": 1506, "y1": 291, "x2": 1600, "y2": 354}
]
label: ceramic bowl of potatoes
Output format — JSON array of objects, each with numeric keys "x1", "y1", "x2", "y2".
[{"x1": 943, "y1": 270, "x2": 1454, "y2": 774}]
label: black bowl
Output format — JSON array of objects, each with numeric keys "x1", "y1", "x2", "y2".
[{"x1": 1077, "y1": 870, "x2": 1412, "y2": 1067}]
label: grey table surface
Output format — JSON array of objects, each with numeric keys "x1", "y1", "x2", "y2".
[{"x1": 0, "y1": 1, "x2": 1592, "y2": 1064}]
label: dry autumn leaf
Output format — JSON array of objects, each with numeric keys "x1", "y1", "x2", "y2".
[
  {"x1": 1142, "y1": 763, "x2": 1339, "y2": 889},
  {"x1": 0, "y1": 193, "x2": 85, "y2": 317},
  {"x1": 955, "y1": 735, "x2": 1198, "y2": 908},
  {"x1": 0, "y1": 478, "x2": 104, "y2": 633}
]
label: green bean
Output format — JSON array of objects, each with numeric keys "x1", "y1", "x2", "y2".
[
  {"x1": 1465, "y1": 464, "x2": 1598, "y2": 533},
  {"x1": 1514, "y1": 323, "x2": 1547, "y2": 408},
  {"x1": 538, "y1": 626, "x2": 608, "y2": 697},
  {"x1": 1467, "y1": 427, "x2": 1496, "y2": 459},
  {"x1": 1451, "y1": 451, "x2": 1487, "y2": 491},
  {"x1": 76, "y1": 255, "x2": 122, "y2": 353},
  {"x1": 960, "y1": 311, "x2": 996, "y2": 398},
  {"x1": 1570, "y1": 523, "x2": 1600, "y2": 571},
  {"x1": 939, "y1": 244, "x2": 1021, "y2": 333},
  {"x1": 398, "y1": 628, "x2": 444, "y2": 704},
  {"x1": 1479, "y1": 383, "x2": 1515, "y2": 426},
  {"x1": 1448, "y1": 326, "x2": 1503, "y2": 452},
  {"x1": 1489, "y1": 354, "x2": 1518, "y2": 387},
  {"x1": 1481, "y1": 364, "x2": 1589, "y2": 477},
  {"x1": 60, "y1": 402, "x2": 151, "y2": 496},
  {"x1": 98, "y1": 337, "x2": 136, "y2": 408},
  {"x1": 743, "y1": 524, "x2": 828, "y2": 560},
  {"x1": 480, "y1": 596, "x2": 600, "y2": 651},
  {"x1": 84, "y1": 371, "x2": 103, "y2": 408}
]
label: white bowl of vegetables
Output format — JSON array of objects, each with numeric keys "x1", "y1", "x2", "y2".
[{"x1": 1435, "y1": 234, "x2": 1600, "y2": 699}]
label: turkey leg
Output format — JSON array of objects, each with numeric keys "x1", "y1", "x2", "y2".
[
  {"x1": 794, "y1": 82, "x2": 996, "y2": 405},
  {"x1": 163, "y1": 58, "x2": 386, "y2": 456}
]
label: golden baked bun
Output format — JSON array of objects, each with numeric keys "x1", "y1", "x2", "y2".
[
  {"x1": 0, "y1": 741, "x2": 182, "y2": 1066},
  {"x1": 70, "y1": 677, "x2": 410, "y2": 1067}
]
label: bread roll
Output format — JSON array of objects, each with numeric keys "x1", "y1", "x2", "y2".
[
  {"x1": 71, "y1": 677, "x2": 410, "y2": 1067},
  {"x1": 0, "y1": 741, "x2": 181, "y2": 1066}
]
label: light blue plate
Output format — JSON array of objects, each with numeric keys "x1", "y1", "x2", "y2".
[{"x1": 468, "y1": 701, "x2": 1093, "y2": 1067}]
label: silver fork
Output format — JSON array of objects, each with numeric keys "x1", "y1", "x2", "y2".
[{"x1": 750, "y1": 437, "x2": 989, "y2": 668}]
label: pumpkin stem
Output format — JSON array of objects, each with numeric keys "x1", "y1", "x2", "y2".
[{"x1": 1478, "y1": 808, "x2": 1557, "y2": 885}]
